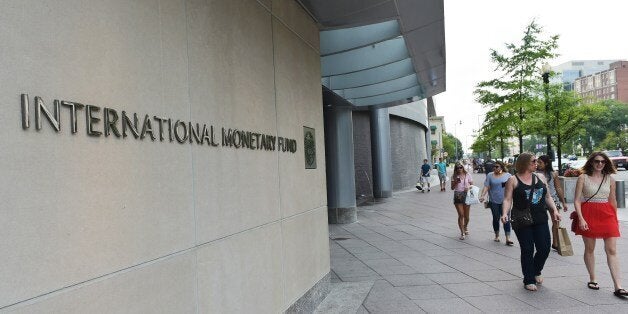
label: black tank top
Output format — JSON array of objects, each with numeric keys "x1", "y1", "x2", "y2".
[{"x1": 513, "y1": 174, "x2": 548, "y2": 224}]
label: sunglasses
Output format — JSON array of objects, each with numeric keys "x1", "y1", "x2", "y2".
[{"x1": 593, "y1": 160, "x2": 606, "y2": 164}]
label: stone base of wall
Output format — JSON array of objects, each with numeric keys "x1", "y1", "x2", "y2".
[
  {"x1": 285, "y1": 272, "x2": 331, "y2": 313},
  {"x1": 327, "y1": 207, "x2": 357, "y2": 224}
]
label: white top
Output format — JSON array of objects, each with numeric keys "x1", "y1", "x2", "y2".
[{"x1": 582, "y1": 175, "x2": 611, "y2": 201}]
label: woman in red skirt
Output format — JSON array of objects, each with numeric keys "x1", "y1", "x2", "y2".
[{"x1": 573, "y1": 152, "x2": 625, "y2": 297}]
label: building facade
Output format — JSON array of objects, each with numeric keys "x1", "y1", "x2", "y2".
[
  {"x1": 428, "y1": 115, "x2": 446, "y2": 162},
  {"x1": 0, "y1": 0, "x2": 445, "y2": 312},
  {"x1": 552, "y1": 60, "x2": 618, "y2": 90},
  {"x1": 573, "y1": 61, "x2": 628, "y2": 103}
]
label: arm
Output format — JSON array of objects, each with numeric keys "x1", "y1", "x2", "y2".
[
  {"x1": 501, "y1": 177, "x2": 515, "y2": 223},
  {"x1": 553, "y1": 172, "x2": 568, "y2": 212},
  {"x1": 574, "y1": 175, "x2": 587, "y2": 230},
  {"x1": 609, "y1": 177, "x2": 617, "y2": 211},
  {"x1": 540, "y1": 175, "x2": 560, "y2": 221}
]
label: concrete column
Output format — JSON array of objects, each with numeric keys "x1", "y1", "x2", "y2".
[
  {"x1": 324, "y1": 106, "x2": 357, "y2": 224},
  {"x1": 370, "y1": 107, "x2": 393, "y2": 198}
]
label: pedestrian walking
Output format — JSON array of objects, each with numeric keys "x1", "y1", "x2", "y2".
[
  {"x1": 419, "y1": 159, "x2": 432, "y2": 192},
  {"x1": 435, "y1": 157, "x2": 447, "y2": 191},
  {"x1": 572, "y1": 152, "x2": 627, "y2": 297},
  {"x1": 536, "y1": 155, "x2": 568, "y2": 251},
  {"x1": 452, "y1": 162, "x2": 473, "y2": 240},
  {"x1": 501, "y1": 152, "x2": 561, "y2": 291},
  {"x1": 479, "y1": 161, "x2": 513, "y2": 245}
]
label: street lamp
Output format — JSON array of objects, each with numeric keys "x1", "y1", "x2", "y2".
[
  {"x1": 541, "y1": 62, "x2": 554, "y2": 161},
  {"x1": 454, "y1": 120, "x2": 462, "y2": 162}
]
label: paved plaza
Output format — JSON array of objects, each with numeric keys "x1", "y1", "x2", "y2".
[{"x1": 323, "y1": 172, "x2": 628, "y2": 313}]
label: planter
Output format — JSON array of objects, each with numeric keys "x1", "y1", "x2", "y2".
[{"x1": 559, "y1": 176, "x2": 578, "y2": 203}]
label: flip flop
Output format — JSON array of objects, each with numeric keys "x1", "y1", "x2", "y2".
[
  {"x1": 614, "y1": 288, "x2": 628, "y2": 297},
  {"x1": 493, "y1": 238, "x2": 500, "y2": 242},
  {"x1": 587, "y1": 282, "x2": 600, "y2": 290},
  {"x1": 524, "y1": 284, "x2": 537, "y2": 291},
  {"x1": 535, "y1": 275, "x2": 543, "y2": 285},
  {"x1": 506, "y1": 241, "x2": 514, "y2": 246},
  {"x1": 459, "y1": 234, "x2": 465, "y2": 240}
]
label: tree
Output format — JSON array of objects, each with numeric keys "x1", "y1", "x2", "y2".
[
  {"x1": 475, "y1": 20, "x2": 559, "y2": 153},
  {"x1": 442, "y1": 132, "x2": 463, "y2": 162},
  {"x1": 524, "y1": 83, "x2": 604, "y2": 171},
  {"x1": 581, "y1": 100, "x2": 628, "y2": 152}
]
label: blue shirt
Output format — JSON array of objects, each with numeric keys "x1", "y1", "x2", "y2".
[
  {"x1": 436, "y1": 162, "x2": 447, "y2": 174},
  {"x1": 483, "y1": 172, "x2": 511, "y2": 204},
  {"x1": 421, "y1": 164, "x2": 431, "y2": 176}
]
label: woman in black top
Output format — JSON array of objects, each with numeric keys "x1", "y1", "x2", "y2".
[{"x1": 501, "y1": 153, "x2": 561, "y2": 291}]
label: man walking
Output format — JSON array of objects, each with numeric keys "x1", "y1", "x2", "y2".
[
  {"x1": 419, "y1": 159, "x2": 432, "y2": 192},
  {"x1": 435, "y1": 157, "x2": 447, "y2": 191}
]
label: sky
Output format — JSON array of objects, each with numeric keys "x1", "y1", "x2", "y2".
[{"x1": 435, "y1": 0, "x2": 628, "y2": 152}]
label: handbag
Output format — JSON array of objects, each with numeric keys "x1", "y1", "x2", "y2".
[
  {"x1": 465, "y1": 185, "x2": 481, "y2": 205},
  {"x1": 510, "y1": 175, "x2": 536, "y2": 230},
  {"x1": 556, "y1": 223, "x2": 574, "y2": 256}
]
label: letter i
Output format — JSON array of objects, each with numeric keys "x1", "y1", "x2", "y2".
[{"x1": 21, "y1": 94, "x2": 29, "y2": 129}]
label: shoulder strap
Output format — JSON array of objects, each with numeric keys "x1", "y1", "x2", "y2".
[
  {"x1": 527, "y1": 174, "x2": 536, "y2": 205},
  {"x1": 584, "y1": 174, "x2": 605, "y2": 204}
]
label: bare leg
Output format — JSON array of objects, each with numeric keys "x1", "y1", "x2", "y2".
[
  {"x1": 604, "y1": 237, "x2": 623, "y2": 290},
  {"x1": 455, "y1": 204, "x2": 465, "y2": 238},
  {"x1": 463, "y1": 204, "x2": 471, "y2": 234},
  {"x1": 583, "y1": 237, "x2": 597, "y2": 283}
]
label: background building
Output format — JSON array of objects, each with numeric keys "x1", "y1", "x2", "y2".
[
  {"x1": 428, "y1": 115, "x2": 446, "y2": 162},
  {"x1": 573, "y1": 60, "x2": 628, "y2": 103},
  {"x1": 552, "y1": 60, "x2": 618, "y2": 90}
]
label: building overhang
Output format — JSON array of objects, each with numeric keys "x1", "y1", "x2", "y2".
[{"x1": 298, "y1": 0, "x2": 446, "y2": 109}]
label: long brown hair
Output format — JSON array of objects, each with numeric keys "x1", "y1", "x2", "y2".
[
  {"x1": 451, "y1": 162, "x2": 467, "y2": 178},
  {"x1": 583, "y1": 151, "x2": 616, "y2": 176}
]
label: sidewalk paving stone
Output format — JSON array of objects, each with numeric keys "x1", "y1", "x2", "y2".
[{"x1": 327, "y1": 171, "x2": 628, "y2": 312}]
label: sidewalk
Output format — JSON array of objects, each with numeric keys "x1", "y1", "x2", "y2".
[{"x1": 326, "y1": 172, "x2": 628, "y2": 313}]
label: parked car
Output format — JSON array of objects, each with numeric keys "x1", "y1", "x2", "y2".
[
  {"x1": 603, "y1": 150, "x2": 627, "y2": 170},
  {"x1": 567, "y1": 155, "x2": 577, "y2": 161}
]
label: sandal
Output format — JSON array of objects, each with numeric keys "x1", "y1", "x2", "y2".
[
  {"x1": 587, "y1": 282, "x2": 600, "y2": 290},
  {"x1": 614, "y1": 289, "x2": 628, "y2": 297},
  {"x1": 506, "y1": 240, "x2": 514, "y2": 246},
  {"x1": 524, "y1": 284, "x2": 537, "y2": 291},
  {"x1": 494, "y1": 237, "x2": 500, "y2": 242},
  {"x1": 464, "y1": 230, "x2": 469, "y2": 235},
  {"x1": 459, "y1": 234, "x2": 465, "y2": 240},
  {"x1": 535, "y1": 275, "x2": 543, "y2": 285}
]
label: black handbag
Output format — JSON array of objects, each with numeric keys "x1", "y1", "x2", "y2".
[{"x1": 510, "y1": 175, "x2": 536, "y2": 230}]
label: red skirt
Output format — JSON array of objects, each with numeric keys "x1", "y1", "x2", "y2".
[{"x1": 574, "y1": 201, "x2": 620, "y2": 238}]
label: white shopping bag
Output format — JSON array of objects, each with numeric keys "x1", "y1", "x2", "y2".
[{"x1": 465, "y1": 185, "x2": 481, "y2": 205}]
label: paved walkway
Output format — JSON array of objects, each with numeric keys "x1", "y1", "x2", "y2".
[{"x1": 328, "y1": 172, "x2": 628, "y2": 313}]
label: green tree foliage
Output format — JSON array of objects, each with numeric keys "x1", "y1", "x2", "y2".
[
  {"x1": 474, "y1": 20, "x2": 559, "y2": 153},
  {"x1": 524, "y1": 83, "x2": 603, "y2": 169},
  {"x1": 442, "y1": 132, "x2": 463, "y2": 162},
  {"x1": 580, "y1": 100, "x2": 628, "y2": 152},
  {"x1": 598, "y1": 131, "x2": 627, "y2": 152}
]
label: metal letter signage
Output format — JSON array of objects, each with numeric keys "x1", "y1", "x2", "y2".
[
  {"x1": 303, "y1": 126, "x2": 316, "y2": 169},
  {"x1": 19, "y1": 94, "x2": 298, "y2": 154}
]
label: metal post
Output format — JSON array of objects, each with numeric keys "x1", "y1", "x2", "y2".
[{"x1": 617, "y1": 180, "x2": 626, "y2": 209}]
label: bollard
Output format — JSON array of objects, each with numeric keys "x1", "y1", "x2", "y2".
[{"x1": 617, "y1": 180, "x2": 626, "y2": 209}]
